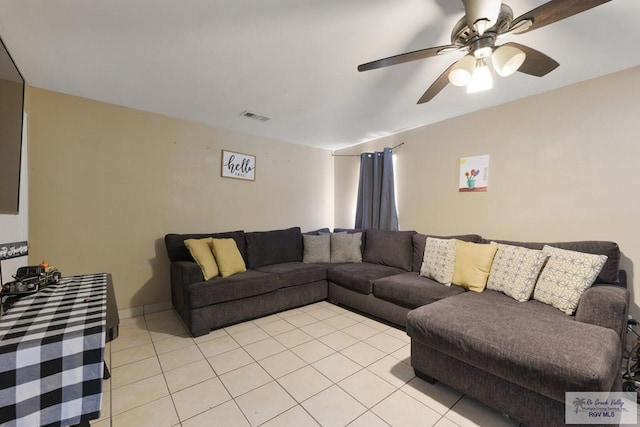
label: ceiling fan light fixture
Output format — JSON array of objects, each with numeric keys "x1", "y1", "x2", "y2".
[
  {"x1": 467, "y1": 58, "x2": 493, "y2": 93},
  {"x1": 492, "y1": 45, "x2": 526, "y2": 77},
  {"x1": 448, "y1": 55, "x2": 476, "y2": 86}
]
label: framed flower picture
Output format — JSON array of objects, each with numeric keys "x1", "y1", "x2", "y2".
[{"x1": 459, "y1": 155, "x2": 489, "y2": 192}]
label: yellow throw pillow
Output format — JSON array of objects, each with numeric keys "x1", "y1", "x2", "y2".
[
  {"x1": 185, "y1": 238, "x2": 219, "y2": 280},
  {"x1": 211, "y1": 238, "x2": 247, "y2": 278},
  {"x1": 452, "y1": 240, "x2": 498, "y2": 292}
]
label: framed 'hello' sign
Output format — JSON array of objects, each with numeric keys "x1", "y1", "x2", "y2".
[{"x1": 221, "y1": 150, "x2": 256, "y2": 181}]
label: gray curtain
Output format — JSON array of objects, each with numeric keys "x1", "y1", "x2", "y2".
[{"x1": 354, "y1": 147, "x2": 399, "y2": 230}]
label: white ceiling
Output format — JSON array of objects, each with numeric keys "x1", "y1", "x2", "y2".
[{"x1": 0, "y1": 0, "x2": 637, "y2": 151}]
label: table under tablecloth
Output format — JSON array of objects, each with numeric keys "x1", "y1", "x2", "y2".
[{"x1": 0, "y1": 273, "x2": 107, "y2": 427}]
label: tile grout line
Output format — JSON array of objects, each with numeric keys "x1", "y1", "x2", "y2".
[
  {"x1": 217, "y1": 306, "x2": 366, "y2": 426},
  {"x1": 116, "y1": 313, "x2": 186, "y2": 424},
  {"x1": 237, "y1": 308, "x2": 405, "y2": 425},
  {"x1": 108, "y1": 312, "x2": 185, "y2": 425},
  {"x1": 107, "y1": 303, "x2": 483, "y2": 427},
  {"x1": 145, "y1": 313, "x2": 181, "y2": 426},
  {"x1": 220, "y1": 321, "x2": 323, "y2": 426},
  {"x1": 438, "y1": 394, "x2": 466, "y2": 427},
  {"x1": 198, "y1": 325, "x2": 255, "y2": 426}
]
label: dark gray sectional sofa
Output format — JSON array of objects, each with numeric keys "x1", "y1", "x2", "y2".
[{"x1": 164, "y1": 226, "x2": 629, "y2": 427}]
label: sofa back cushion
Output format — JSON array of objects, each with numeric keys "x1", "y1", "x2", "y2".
[
  {"x1": 333, "y1": 228, "x2": 364, "y2": 233},
  {"x1": 245, "y1": 226, "x2": 303, "y2": 269},
  {"x1": 363, "y1": 229, "x2": 416, "y2": 271},
  {"x1": 304, "y1": 228, "x2": 331, "y2": 235},
  {"x1": 487, "y1": 239, "x2": 620, "y2": 284},
  {"x1": 412, "y1": 233, "x2": 483, "y2": 272},
  {"x1": 165, "y1": 231, "x2": 246, "y2": 263}
]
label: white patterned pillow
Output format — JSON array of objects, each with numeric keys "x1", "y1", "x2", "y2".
[
  {"x1": 420, "y1": 237, "x2": 456, "y2": 285},
  {"x1": 533, "y1": 245, "x2": 607, "y2": 314},
  {"x1": 486, "y1": 243, "x2": 548, "y2": 302}
]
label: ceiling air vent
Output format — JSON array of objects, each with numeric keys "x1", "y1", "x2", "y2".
[{"x1": 240, "y1": 110, "x2": 271, "y2": 122}]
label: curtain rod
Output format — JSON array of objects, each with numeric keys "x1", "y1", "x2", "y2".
[{"x1": 331, "y1": 142, "x2": 405, "y2": 157}]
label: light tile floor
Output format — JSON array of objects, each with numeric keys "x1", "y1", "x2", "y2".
[{"x1": 96, "y1": 302, "x2": 524, "y2": 427}]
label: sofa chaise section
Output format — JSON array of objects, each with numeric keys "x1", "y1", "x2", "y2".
[
  {"x1": 408, "y1": 291, "x2": 622, "y2": 396},
  {"x1": 406, "y1": 239, "x2": 629, "y2": 427}
]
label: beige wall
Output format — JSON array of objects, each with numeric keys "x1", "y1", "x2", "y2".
[
  {"x1": 28, "y1": 88, "x2": 334, "y2": 310},
  {"x1": 335, "y1": 66, "x2": 640, "y2": 318}
]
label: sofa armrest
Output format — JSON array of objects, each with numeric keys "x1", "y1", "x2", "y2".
[
  {"x1": 575, "y1": 285, "x2": 629, "y2": 342},
  {"x1": 170, "y1": 261, "x2": 204, "y2": 311}
]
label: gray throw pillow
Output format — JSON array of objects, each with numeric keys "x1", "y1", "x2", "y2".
[
  {"x1": 303, "y1": 234, "x2": 330, "y2": 263},
  {"x1": 330, "y1": 232, "x2": 362, "y2": 263}
]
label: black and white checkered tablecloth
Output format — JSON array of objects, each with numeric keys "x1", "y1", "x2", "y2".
[{"x1": 0, "y1": 273, "x2": 107, "y2": 427}]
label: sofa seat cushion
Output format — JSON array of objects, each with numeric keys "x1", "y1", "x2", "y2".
[
  {"x1": 328, "y1": 263, "x2": 405, "y2": 295},
  {"x1": 373, "y1": 272, "x2": 465, "y2": 309},
  {"x1": 407, "y1": 290, "x2": 621, "y2": 402},
  {"x1": 256, "y1": 262, "x2": 327, "y2": 288},
  {"x1": 188, "y1": 270, "x2": 281, "y2": 308}
]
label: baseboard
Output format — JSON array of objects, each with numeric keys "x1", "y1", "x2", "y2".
[
  {"x1": 143, "y1": 301, "x2": 174, "y2": 315},
  {"x1": 118, "y1": 301, "x2": 173, "y2": 319}
]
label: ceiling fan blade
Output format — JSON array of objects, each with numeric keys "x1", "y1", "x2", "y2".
[
  {"x1": 358, "y1": 45, "x2": 458, "y2": 72},
  {"x1": 509, "y1": 0, "x2": 611, "y2": 34},
  {"x1": 503, "y1": 42, "x2": 559, "y2": 77},
  {"x1": 417, "y1": 62, "x2": 457, "y2": 104}
]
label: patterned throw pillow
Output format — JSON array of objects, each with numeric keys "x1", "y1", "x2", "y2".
[
  {"x1": 330, "y1": 232, "x2": 363, "y2": 263},
  {"x1": 420, "y1": 237, "x2": 456, "y2": 285},
  {"x1": 303, "y1": 233, "x2": 330, "y2": 263},
  {"x1": 486, "y1": 243, "x2": 547, "y2": 302},
  {"x1": 533, "y1": 245, "x2": 608, "y2": 314}
]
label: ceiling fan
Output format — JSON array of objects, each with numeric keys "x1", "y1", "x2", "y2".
[{"x1": 357, "y1": 0, "x2": 611, "y2": 103}]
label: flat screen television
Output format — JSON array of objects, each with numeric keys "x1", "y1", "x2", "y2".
[{"x1": 0, "y1": 35, "x2": 24, "y2": 214}]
